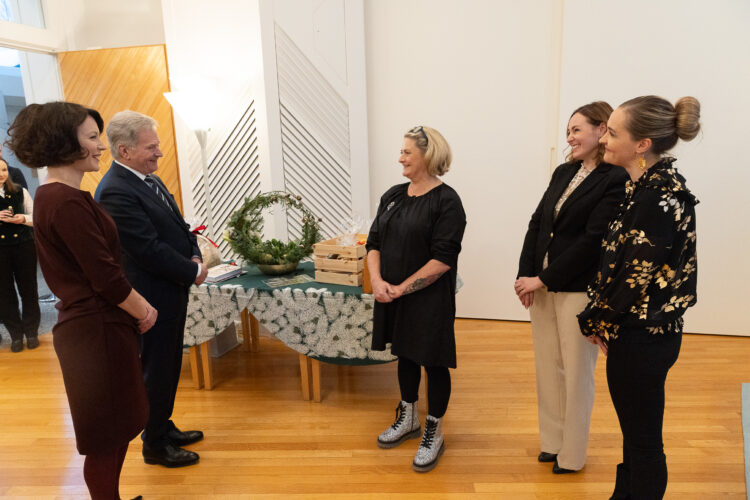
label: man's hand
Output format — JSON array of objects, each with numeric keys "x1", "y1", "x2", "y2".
[{"x1": 195, "y1": 262, "x2": 208, "y2": 285}]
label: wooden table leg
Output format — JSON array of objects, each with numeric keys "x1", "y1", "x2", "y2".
[
  {"x1": 199, "y1": 342, "x2": 214, "y2": 390},
  {"x1": 298, "y1": 353, "x2": 311, "y2": 401},
  {"x1": 249, "y1": 313, "x2": 260, "y2": 352},
  {"x1": 311, "y1": 358, "x2": 321, "y2": 403},
  {"x1": 240, "y1": 309, "x2": 251, "y2": 351},
  {"x1": 188, "y1": 346, "x2": 204, "y2": 390}
]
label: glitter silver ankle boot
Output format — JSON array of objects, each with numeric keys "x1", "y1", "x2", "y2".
[
  {"x1": 377, "y1": 400, "x2": 421, "y2": 449},
  {"x1": 412, "y1": 415, "x2": 445, "y2": 472}
]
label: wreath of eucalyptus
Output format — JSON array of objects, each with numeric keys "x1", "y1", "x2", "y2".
[{"x1": 224, "y1": 191, "x2": 322, "y2": 265}]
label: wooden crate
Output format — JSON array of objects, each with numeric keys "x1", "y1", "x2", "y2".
[
  {"x1": 313, "y1": 234, "x2": 367, "y2": 287},
  {"x1": 314, "y1": 270, "x2": 363, "y2": 286}
]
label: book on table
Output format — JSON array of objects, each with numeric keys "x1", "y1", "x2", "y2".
[{"x1": 205, "y1": 263, "x2": 242, "y2": 283}]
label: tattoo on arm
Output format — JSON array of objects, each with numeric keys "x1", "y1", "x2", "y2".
[{"x1": 403, "y1": 273, "x2": 442, "y2": 295}]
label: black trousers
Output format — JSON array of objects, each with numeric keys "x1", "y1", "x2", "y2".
[
  {"x1": 397, "y1": 356, "x2": 451, "y2": 418},
  {"x1": 607, "y1": 330, "x2": 682, "y2": 500},
  {"x1": 140, "y1": 296, "x2": 188, "y2": 449},
  {"x1": 0, "y1": 239, "x2": 40, "y2": 341}
]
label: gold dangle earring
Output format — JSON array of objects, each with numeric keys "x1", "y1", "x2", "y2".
[{"x1": 637, "y1": 154, "x2": 647, "y2": 171}]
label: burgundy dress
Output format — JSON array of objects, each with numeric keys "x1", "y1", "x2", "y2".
[{"x1": 33, "y1": 182, "x2": 148, "y2": 455}]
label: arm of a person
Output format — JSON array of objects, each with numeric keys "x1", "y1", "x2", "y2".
[
  {"x1": 388, "y1": 259, "x2": 451, "y2": 298},
  {"x1": 118, "y1": 288, "x2": 158, "y2": 333},
  {"x1": 539, "y1": 174, "x2": 626, "y2": 289},
  {"x1": 367, "y1": 249, "x2": 392, "y2": 303},
  {"x1": 577, "y1": 190, "x2": 675, "y2": 334},
  {"x1": 390, "y1": 193, "x2": 466, "y2": 298},
  {"x1": 53, "y1": 198, "x2": 135, "y2": 307},
  {"x1": 517, "y1": 192, "x2": 545, "y2": 278},
  {"x1": 98, "y1": 188, "x2": 199, "y2": 287},
  {"x1": 21, "y1": 187, "x2": 33, "y2": 226}
]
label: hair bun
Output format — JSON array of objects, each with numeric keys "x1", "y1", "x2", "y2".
[{"x1": 674, "y1": 96, "x2": 701, "y2": 141}]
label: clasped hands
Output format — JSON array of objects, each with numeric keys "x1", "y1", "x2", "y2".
[
  {"x1": 138, "y1": 304, "x2": 158, "y2": 333},
  {"x1": 514, "y1": 276, "x2": 544, "y2": 309},
  {"x1": 371, "y1": 278, "x2": 404, "y2": 303},
  {"x1": 0, "y1": 209, "x2": 24, "y2": 224}
]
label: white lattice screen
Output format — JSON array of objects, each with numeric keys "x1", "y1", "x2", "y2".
[
  {"x1": 191, "y1": 100, "x2": 261, "y2": 259},
  {"x1": 275, "y1": 24, "x2": 353, "y2": 240}
]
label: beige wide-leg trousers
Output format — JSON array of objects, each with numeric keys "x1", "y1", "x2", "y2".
[{"x1": 529, "y1": 288, "x2": 598, "y2": 471}]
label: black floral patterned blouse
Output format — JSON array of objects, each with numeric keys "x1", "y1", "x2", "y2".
[{"x1": 577, "y1": 158, "x2": 698, "y2": 340}]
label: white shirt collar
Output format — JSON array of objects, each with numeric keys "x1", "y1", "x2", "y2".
[{"x1": 114, "y1": 159, "x2": 148, "y2": 181}]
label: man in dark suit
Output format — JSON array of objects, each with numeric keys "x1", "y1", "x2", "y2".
[{"x1": 95, "y1": 110, "x2": 208, "y2": 468}]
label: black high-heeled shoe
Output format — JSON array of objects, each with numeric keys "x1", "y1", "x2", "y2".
[
  {"x1": 538, "y1": 451, "x2": 557, "y2": 463},
  {"x1": 552, "y1": 459, "x2": 577, "y2": 474}
]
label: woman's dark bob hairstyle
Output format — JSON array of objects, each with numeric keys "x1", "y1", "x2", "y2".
[{"x1": 6, "y1": 101, "x2": 103, "y2": 169}]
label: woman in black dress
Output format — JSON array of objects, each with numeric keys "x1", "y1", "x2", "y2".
[
  {"x1": 515, "y1": 102, "x2": 628, "y2": 473},
  {"x1": 367, "y1": 126, "x2": 466, "y2": 473},
  {"x1": 577, "y1": 96, "x2": 701, "y2": 499},
  {"x1": 7, "y1": 101, "x2": 157, "y2": 500}
]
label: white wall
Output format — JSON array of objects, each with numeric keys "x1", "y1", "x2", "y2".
[
  {"x1": 558, "y1": 0, "x2": 750, "y2": 335},
  {"x1": 161, "y1": 0, "x2": 370, "y2": 250},
  {"x1": 365, "y1": 0, "x2": 564, "y2": 321},
  {"x1": 54, "y1": 0, "x2": 165, "y2": 51}
]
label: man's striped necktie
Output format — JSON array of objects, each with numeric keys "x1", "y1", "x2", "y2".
[{"x1": 144, "y1": 175, "x2": 170, "y2": 207}]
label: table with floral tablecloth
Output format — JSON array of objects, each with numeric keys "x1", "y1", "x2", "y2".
[{"x1": 185, "y1": 262, "x2": 396, "y2": 366}]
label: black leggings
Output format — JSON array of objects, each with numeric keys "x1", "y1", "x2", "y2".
[
  {"x1": 397, "y1": 357, "x2": 451, "y2": 418},
  {"x1": 607, "y1": 331, "x2": 682, "y2": 500},
  {"x1": 83, "y1": 443, "x2": 129, "y2": 500}
]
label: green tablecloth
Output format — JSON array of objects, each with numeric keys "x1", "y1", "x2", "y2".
[{"x1": 185, "y1": 262, "x2": 396, "y2": 365}]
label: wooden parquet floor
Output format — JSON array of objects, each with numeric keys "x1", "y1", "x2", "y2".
[{"x1": 0, "y1": 319, "x2": 746, "y2": 499}]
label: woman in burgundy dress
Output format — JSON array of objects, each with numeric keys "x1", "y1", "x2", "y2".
[{"x1": 7, "y1": 101, "x2": 157, "y2": 500}]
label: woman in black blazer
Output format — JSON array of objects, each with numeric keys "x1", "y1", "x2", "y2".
[{"x1": 515, "y1": 101, "x2": 628, "y2": 474}]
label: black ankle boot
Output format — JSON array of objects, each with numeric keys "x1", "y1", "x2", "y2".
[{"x1": 609, "y1": 463, "x2": 631, "y2": 499}]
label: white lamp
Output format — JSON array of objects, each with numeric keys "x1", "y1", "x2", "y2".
[{"x1": 164, "y1": 79, "x2": 219, "y2": 240}]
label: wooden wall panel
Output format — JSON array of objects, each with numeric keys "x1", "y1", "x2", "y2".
[{"x1": 57, "y1": 45, "x2": 183, "y2": 211}]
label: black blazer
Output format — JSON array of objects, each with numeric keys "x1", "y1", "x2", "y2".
[
  {"x1": 94, "y1": 162, "x2": 201, "y2": 320},
  {"x1": 518, "y1": 161, "x2": 628, "y2": 292}
]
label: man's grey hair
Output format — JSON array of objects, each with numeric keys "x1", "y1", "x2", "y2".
[{"x1": 106, "y1": 110, "x2": 158, "y2": 159}]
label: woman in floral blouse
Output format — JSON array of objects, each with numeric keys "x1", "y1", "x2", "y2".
[{"x1": 577, "y1": 95, "x2": 701, "y2": 500}]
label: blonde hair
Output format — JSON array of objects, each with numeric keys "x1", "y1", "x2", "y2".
[
  {"x1": 620, "y1": 96, "x2": 701, "y2": 155},
  {"x1": 106, "y1": 110, "x2": 158, "y2": 159},
  {"x1": 404, "y1": 126, "x2": 452, "y2": 176}
]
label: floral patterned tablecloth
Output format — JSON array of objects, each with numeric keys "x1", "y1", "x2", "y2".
[{"x1": 184, "y1": 262, "x2": 396, "y2": 365}]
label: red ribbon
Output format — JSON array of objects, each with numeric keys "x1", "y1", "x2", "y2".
[{"x1": 192, "y1": 225, "x2": 219, "y2": 248}]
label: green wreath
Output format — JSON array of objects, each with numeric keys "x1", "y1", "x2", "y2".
[{"x1": 224, "y1": 191, "x2": 322, "y2": 265}]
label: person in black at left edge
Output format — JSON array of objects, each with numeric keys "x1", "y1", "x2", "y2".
[
  {"x1": 367, "y1": 125, "x2": 466, "y2": 473},
  {"x1": 0, "y1": 155, "x2": 39, "y2": 352},
  {"x1": 578, "y1": 95, "x2": 701, "y2": 500}
]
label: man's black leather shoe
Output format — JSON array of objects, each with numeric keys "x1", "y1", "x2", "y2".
[
  {"x1": 142, "y1": 443, "x2": 199, "y2": 468},
  {"x1": 538, "y1": 451, "x2": 557, "y2": 463},
  {"x1": 167, "y1": 428, "x2": 204, "y2": 447}
]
